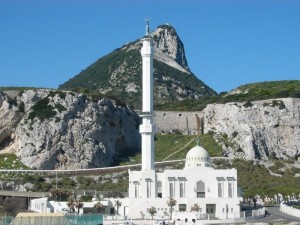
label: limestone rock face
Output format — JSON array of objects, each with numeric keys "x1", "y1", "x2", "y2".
[
  {"x1": 0, "y1": 90, "x2": 140, "y2": 169},
  {"x1": 203, "y1": 98, "x2": 300, "y2": 160},
  {"x1": 0, "y1": 91, "x2": 24, "y2": 146},
  {"x1": 152, "y1": 24, "x2": 190, "y2": 73}
]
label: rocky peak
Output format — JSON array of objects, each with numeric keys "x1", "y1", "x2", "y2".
[
  {"x1": 151, "y1": 24, "x2": 190, "y2": 72},
  {"x1": 59, "y1": 24, "x2": 216, "y2": 109}
]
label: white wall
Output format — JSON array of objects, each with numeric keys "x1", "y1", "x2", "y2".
[
  {"x1": 280, "y1": 202, "x2": 300, "y2": 218},
  {"x1": 30, "y1": 198, "x2": 52, "y2": 213}
]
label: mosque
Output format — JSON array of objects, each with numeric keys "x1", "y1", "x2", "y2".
[
  {"x1": 122, "y1": 20, "x2": 242, "y2": 220},
  {"x1": 29, "y1": 21, "x2": 242, "y2": 221}
]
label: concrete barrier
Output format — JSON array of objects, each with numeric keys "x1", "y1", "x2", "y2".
[{"x1": 280, "y1": 202, "x2": 300, "y2": 218}]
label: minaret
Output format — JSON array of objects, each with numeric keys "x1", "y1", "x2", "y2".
[{"x1": 140, "y1": 19, "x2": 155, "y2": 171}]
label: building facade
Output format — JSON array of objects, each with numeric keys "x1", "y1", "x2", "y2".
[{"x1": 127, "y1": 144, "x2": 241, "y2": 219}]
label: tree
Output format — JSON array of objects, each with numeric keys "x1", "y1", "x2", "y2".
[
  {"x1": 252, "y1": 197, "x2": 257, "y2": 209},
  {"x1": 75, "y1": 199, "x2": 84, "y2": 214},
  {"x1": 67, "y1": 197, "x2": 75, "y2": 213},
  {"x1": 191, "y1": 204, "x2": 200, "y2": 212},
  {"x1": 167, "y1": 198, "x2": 177, "y2": 220},
  {"x1": 114, "y1": 200, "x2": 122, "y2": 216},
  {"x1": 3, "y1": 198, "x2": 26, "y2": 215},
  {"x1": 149, "y1": 206, "x2": 157, "y2": 219},
  {"x1": 49, "y1": 188, "x2": 70, "y2": 201},
  {"x1": 94, "y1": 201, "x2": 104, "y2": 214}
]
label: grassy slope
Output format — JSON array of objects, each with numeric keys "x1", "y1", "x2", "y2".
[{"x1": 155, "y1": 80, "x2": 300, "y2": 111}]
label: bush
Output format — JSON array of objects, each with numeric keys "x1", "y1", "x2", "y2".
[
  {"x1": 17, "y1": 101, "x2": 25, "y2": 112},
  {"x1": 28, "y1": 97, "x2": 56, "y2": 121},
  {"x1": 3, "y1": 198, "x2": 26, "y2": 215}
]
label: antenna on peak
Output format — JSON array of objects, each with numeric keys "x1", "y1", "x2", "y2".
[{"x1": 145, "y1": 18, "x2": 150, "y2": 36}]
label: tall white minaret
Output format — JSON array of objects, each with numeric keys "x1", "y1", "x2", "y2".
[{"x1": 140, "y1": 19, "x2": 155, "y2": 171}]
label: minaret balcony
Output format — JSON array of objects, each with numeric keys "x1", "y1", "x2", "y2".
[{"x1": 139, "y1": 124, "x2": 155, "y2": 133}]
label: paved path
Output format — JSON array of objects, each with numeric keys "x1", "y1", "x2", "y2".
[{"x1": 258, "y1": 206, "x2": 300, "y2": 223}]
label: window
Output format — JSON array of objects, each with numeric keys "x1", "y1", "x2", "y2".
[
  {"x1": 180, "y1": 182, "x2": 184, "y2": 198},
  {"x1": 169, "y1": 182, "x2": 174, "y2": 198},
  {"x1": 157, "y1": 181, "x2": 162, "y2": 198},
  {"x1": 196, "y1": 181, "x2": 205, "y2": 198},
  {"x1": 179, "y1": 204, "x2": 186, "y2": 212},
  {"x1": 134, "y1": 182, "x2": 139, "y2": 198},
  {"x1": 147, "y1": 180, "x2": 151, "y2": 198},
  {"x1": 228, "y1": 182, "x2": 232, "y2": 198},
  {"x1": 218, "y1": 182, "x2": 223, "y2": 198}
]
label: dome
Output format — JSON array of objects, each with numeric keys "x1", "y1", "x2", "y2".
[{"x1": 184, "y1": 144, "x2": 211, "y2": 169}]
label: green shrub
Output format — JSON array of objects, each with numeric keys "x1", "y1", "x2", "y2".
[
  {"x1": 17, "y1": 101, "x2": 25, "y2": 112},
  {"x1": 54, "y1": 103, "x2": 66, "y2": 112},
  {"x1": 243, "y1": 101, "x2": 253, "y2": 108},
  {"x1": 7, "y1": 97, "x2": 17, "y2": 107},
  {"x1": 28, "y1": 97, "x2": 56, "y2": 121},
  {"x1": 81, "y1": 195, "x2": 93, "y2": 202}
]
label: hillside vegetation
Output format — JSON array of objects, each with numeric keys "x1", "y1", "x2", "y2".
[
  {"x1": 58, "y1": 24, "x2": 217, "y2": 109},
  {"x1": 155, "y1": 80, "x2": 300, "y2": 111},
  {"x1": 0, "y1": 135, "x2": 299, "y2": 200}
]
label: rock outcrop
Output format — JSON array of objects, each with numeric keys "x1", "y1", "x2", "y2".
[
  {"x1": 0, "y1": 90, "x2": 140, "y2": 169},
  {"x1": 203, "y1": 98, "x2": 300, "y2": 160},
  {"x1": 1, "y1": 88, "x2": 299, "y2": 167}
]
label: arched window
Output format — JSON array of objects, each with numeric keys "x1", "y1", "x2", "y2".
[
  {"x1": 133, "y1": 182, "x2": 139, "y2": 198},
  {"x1": 228, "y1": 182, "x2": 233, "y2": 198},
  {"x1": 169, "y1": 182, "x2": 174, "y2": 198},
  {"x1": 196, "y1": 181, "x2": 205, "y2": 198},
  {"x1": 180, "y1": 182, "x2": 184, "y2": 198},
  {"x1": 157, "y1": 181, "x2": 162, "y2": 198},
  {"x1": 218, "y1": 182, "x2": 222, "y2": 198}
]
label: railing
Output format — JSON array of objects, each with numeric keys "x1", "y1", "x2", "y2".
[
  {"x1": 0, "y1": 160, "x2": 185, "y2": 176},
  {"x1": 0, "y1": 216, "x2": 14, "y2": 225},
  {"x1": 9, "y1": 214, "x2": 103, "y2": 225}
]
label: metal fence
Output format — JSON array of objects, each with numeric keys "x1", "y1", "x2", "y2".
[
  {"x1": 0, "y1": 216, "x2": 14, "y2": 225},
  {"x1": 3, "y1": 214, "x2": 103, "y2": 225}
]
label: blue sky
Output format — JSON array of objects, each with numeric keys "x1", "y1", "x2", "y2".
[{"x1": 0, "y1": 0, "x2": 299, "y2": 93}]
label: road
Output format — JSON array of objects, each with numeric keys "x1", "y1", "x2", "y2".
[
  {"x1": 258, "y1": 206, "x2": 300, "y2": 223},
  {"x1": 0, "y1": 190, "x2": 47, "y2": 198}
]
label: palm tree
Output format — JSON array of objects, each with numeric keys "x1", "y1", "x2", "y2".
[
  {"x1": 191, "y1": 203, "x2": 200, "y2": 212},
  {"x1": 167, "y1": 197, "x2": 177, "y2": 220},
  {"x1": 75, "y1": 198, "x2": 84, "y2": 214},
  {"x1": 67, "y1": 196, "x2": 75, "y2": 213},
  {"x1": 94, "y1": 201, "x2": 104, "y2": 214},
  {"x1": 114, "y1": 200, "x2": 122, "y2": 218},
  {"x1": 149, "y1": 206, "x2": 157, "y2": 219}
]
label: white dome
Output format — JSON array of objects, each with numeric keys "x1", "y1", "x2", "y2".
[{"x1": 184, "y1": 145, "x2": 211, "y2": 169}]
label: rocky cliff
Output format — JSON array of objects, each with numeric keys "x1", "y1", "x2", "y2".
[
  {"x1": 154, "y1": 98, "x2": 300, "y2": 160},
  {"x1": 0, "y1": 90, "x2": 140, "y2": 169},
  {"x1": 203, "y1": 98, "x2": 300, "y2": 160},
  {"x1": 1, "y1": 89, "x2": 299, "y2": 168}
]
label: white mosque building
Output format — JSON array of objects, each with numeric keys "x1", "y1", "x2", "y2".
[
  {"x1": 29, "y1": 21, "x2": 242, "y2": 221},
  {"x1": 123, "y1": 20, "x2": 242, "y2": 220}
]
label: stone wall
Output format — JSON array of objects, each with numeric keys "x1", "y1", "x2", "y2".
[{"x1": 154, "y1": 111, "x2": 204, "y2": 135}]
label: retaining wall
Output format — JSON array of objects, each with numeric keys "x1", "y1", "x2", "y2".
[{"x1": 154, "y1": 111, "x2": 204, "y2": 135}]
